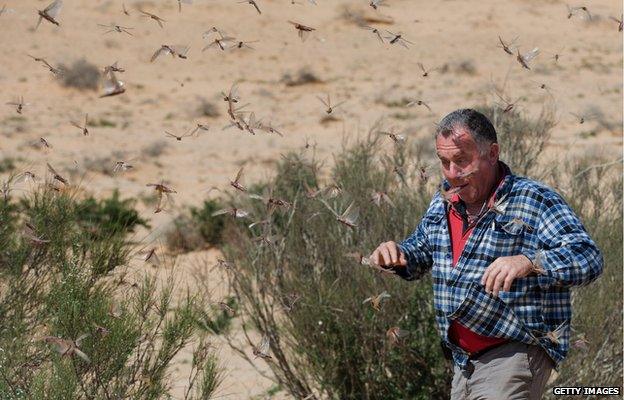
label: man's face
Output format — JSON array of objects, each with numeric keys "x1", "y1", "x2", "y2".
[{"x1": 435, "y1": 128, "x2": 499, "y2": 206}]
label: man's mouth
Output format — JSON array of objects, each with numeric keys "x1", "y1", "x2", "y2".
[{"x1": 447, "y1": 183, "x2": 469, "y2": 195}]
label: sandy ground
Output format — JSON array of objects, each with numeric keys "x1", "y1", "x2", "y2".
[{"x1": 0, "y1": 0, "x2": 622, "y2": 398}]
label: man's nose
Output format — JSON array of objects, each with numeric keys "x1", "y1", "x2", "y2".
[{"x1": 447, "y1": 163, "x2": 463, "y2": 180}]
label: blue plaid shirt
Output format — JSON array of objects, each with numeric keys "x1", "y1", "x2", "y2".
[{"x1": 395, "y1": 162, "x2": 603, "y2": 370}]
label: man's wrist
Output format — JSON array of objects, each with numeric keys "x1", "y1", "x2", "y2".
[
  {"x1": 522, "y1": 250, "x2": 556, "y2": 289},
  {"x1": 520, "y1": 253, "x2": 537, "y2": 276}
]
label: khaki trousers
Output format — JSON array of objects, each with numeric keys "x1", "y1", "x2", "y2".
[{"x1": 451, "y1": 342, "x2": 554, "y2": 400}]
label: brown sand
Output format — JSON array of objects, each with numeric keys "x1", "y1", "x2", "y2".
[{"x1": 0, "y1": 0, "x2": 622, "y2": 397}]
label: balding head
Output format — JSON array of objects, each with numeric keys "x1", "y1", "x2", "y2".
[{"x1": 435, "y1": 109, "x2": 498, "y2": 155}]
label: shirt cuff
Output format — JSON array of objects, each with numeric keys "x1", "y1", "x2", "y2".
[
  {"x1": 522, "y1": 249, "x2": 556, "y2": 290},
  {"x1": 395, "y1": 243, "x2": 414, "y2": 280}
]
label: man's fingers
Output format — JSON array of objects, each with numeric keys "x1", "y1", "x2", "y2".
[
  {"x1": 502, "y1": 274, "x2": 515, "y2": 292},
  {"x1": 379, "y1": 246, "x2": 392, "y2": 266},
  {"x1": 387, "y1": 242, "x2": 398, "y2": 264},
  {"x1": 485, "y1": 265, "x2": 501, "y2": 294},
  {"x1": 482, "y1": 256, "x2": 528, "y2": 295},
  {"x1": 492, "y1": 270, "x2": 507, "y2": 297},
  {"x1": 481, "y1": 261, "x2": 495, "y2": 286},
  {"x1": 398, "y1": 251, "x2": 407, "y2": 266},
  {"x1": 371, "y1": 249, "x2": 380, "y2": 266},
  {"x1": 481, "y1": 268, "x2": 489, "y2": 286},
  {"x1": 371, "y1": 241, "x2": 405, "y2": 267}
]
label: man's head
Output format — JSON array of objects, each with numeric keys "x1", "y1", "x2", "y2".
[{"x1": 435, "y1": 109, "x2": 500, "y2": 207}]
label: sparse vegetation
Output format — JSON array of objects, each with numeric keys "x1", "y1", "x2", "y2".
[
  {"x1": 165, "y1": 213, "x2": 206, "y2": 252},
  {"x1": 477, "y1": 104, "x2": 556, "y2": 177},
  {"x1": 376, "y1": 96, "x2": 410, "y2": 108},
  {"x1": 0, "y1": 186, "x2": 223, "y2": 398},
  {"x1": 196, "y1": 296, "x2": 237, "y2": 335},
  {"x1": 73, "y1": 189, "x2": 150, "y2": 240},
  {"x1": 584, "y1": 105, "x2": 620, "y2": 133},
  {"x1": 139, "y1": 191, "x2": 160, "y2": 209},
  {"x1": 59, "y1": 59, "x2": 101, "y2": 90},
  {"x1": 82, "y1": 155, "x2": 115, "y2": 175},
  {"x1": 541, "y1": 155, "x2": 623, "y2": 399},
  {"x1": 197, "y1": 98, "x2": 221, "y2": 118},
  {"x1": 390, "y1": 111, "x2": 415, "y2": 120},
  {"x1": 90, "y1": 117, "x2": 117, "y2": 128},
  {"x1": 2, "y1": 115, "x2": 28, "y2": 136},
  {"x1": 282, "y1": 67, "x2": 323, "y2": 87},
  {"x1": 222, "y1": 132, "x2": 450, "y2": 399},
  {"x1": 142, "y1": 140, "x2": 168, "y2": 158},
  {"x1": 439, "y1": 60, "x2": 478, "y2": 76},
  {"x1": 0, "y1": 156, "x2": 17, "y2": 173},
  {"x1": 166, "y1": 199, "x2": 228, "y2": 252}
]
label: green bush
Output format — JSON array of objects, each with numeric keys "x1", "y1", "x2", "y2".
[
  {"x1": 166, "y1": 199, "x2": 227, "y2": 252},
  {"x1": 542, "y1": 156, "x2": 623, "y2": 398},
  {"x1": 0, "y1": 186, "x2": 223, "y2": 399},
  {"x1": 74, "y1": 189, "x2": 150, "y2": 239},
  {"x1": 477, "y1": 104, "x2": 556, "y2": 178},
  {"x1": 192, "y1": 200, "x2": 227, "y2": 245},
  {"x1": 222, "y1": 132, "x2": 450, "y2": 399},
  {"x1": 195, "y1": 296, "x2": 237, "y2": 335},
  {"x1": 0, "y1": 157, "x2": 17, "y2": 173}
]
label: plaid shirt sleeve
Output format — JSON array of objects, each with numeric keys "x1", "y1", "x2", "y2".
[
  {"x1": 394, "y1": 198, "x2": 438, "y2": 280},
  {"x1": 522, "y1": 191, "x2": 603, "y2": 289},
  {"x1": 395, "y1": 223, "x2": 432, "y2": 280}
]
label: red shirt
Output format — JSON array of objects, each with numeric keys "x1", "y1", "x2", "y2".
[{"x1": 447, "y1": 163, "x2": 508, "y2": 355}]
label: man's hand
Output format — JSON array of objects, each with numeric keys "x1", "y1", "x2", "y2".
[
  {"x1": 481, "y1": 255, "x2": 534, "y2": 297},
  {"x1": 371, "y1": 241, "x2": 407, "y2": 267}
]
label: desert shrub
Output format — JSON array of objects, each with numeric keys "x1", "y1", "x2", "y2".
[
  {"x1": 439, "y1": 60, "x2": 478, "y2": 76},
  {"x1": 166, "y1": 199, "x2": 227, "y2": 252},
  {"x1": 90, "y1": 117, "x2": 117, "y2": 128},
  {"x1": 166, "y1": 214, "x2": 206, "y2": 253},
  {"x1": 222, "y1": 132, "x2": 450, "y2": 399},
  {"x1": 541, "y1": 156, "x2": 623, "y2": 398},
  {"x1": 142, "y1": 140, "x2": 168, "y2": 158},
  {"x1": 477, "y1": 104, "x2": 556, "y2": 178},
  {"x1": 59, "y1": 59, "x2": 100, "y2": 90},
  {"x1": 196, "y1": 98, "x2": 221, "y2": 118},
  {"x1": 191, "y1": 200, "x2": 227, "y2": 245},
  {"x1": 0, "y1": 186, "x2": 223, "y2": 399},
  {"x1": 0, "y1": 156, "x2": 17, "y2": 173},
  {"x1": 281, "y1": 67, "x2": 324, "y2": 87},
  {"x1": 73, "y1": 189, "x2": 150, "y2": 240},
  {"x1": 195, "y1": 296, "x2": 237, "y2": 335},
  {"x1": 82, "y1": 155, "x2": 115, "y2": 175}
]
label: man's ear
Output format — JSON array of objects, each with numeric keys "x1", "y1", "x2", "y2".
[{"x1": 489, "y1": 142, "x2": 500, "y2": 164}]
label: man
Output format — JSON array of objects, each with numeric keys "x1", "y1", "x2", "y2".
[{"x1": 371, "y1": 109, "x2": 603, "y2": 400}]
